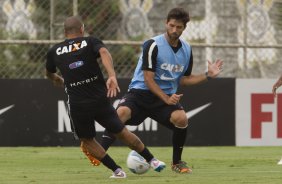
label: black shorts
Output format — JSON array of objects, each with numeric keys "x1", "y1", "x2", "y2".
[
  {"x1": 117, "y1": 89, "x2": 184, "y2": 128},
  {"x1": 69, "y1": 98, "x2": 124, "y2": 139}
]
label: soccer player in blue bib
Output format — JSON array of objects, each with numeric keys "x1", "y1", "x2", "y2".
[{"x1": 101, "y1": 8, "x2": 223, "y2": 173}]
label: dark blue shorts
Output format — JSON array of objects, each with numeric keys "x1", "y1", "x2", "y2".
[
  {"x1": 117, "y1": 89, "x2": 184, "y2": 129},
  {"x1": 69, "y1": 98, "x2": 124, "y2": 139}
]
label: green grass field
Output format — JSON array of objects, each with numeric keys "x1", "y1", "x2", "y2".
[{"x1": 0, "y1": 146, "x2": 281, "y2": 184}]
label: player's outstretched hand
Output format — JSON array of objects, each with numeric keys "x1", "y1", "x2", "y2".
[
  {"x1": 106, "y1": 76, "x2": 120, "y2": 98},
  {"x1": 207, "y1": 59, "x2": 223, "y2": 78},
  {"x1": 272, "y1": 78, "x2": 282, "y2": 98}
]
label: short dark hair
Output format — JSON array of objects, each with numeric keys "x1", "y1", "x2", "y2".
[
  {"x1": 167, "y1": 8, "x2": 190, "y2": 27},
  {"x1": 64, "y1": 16, "x2": 83, "y2": 34}
]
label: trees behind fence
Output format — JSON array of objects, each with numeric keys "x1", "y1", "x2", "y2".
[{"x1": 0, "y1": 0, "x2": 282, "y2": 79}]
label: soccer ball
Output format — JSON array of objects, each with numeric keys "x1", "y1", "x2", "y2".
[{"x1": 126, "y1": 150, "x2": 150, "y2": 174}]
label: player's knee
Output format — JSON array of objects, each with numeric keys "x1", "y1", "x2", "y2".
[
  {"x1": 174, "y1": 119, "x2": 188, "y2": 128},
  {"x1": 117, "y1": 106, "x2": 131, "y2": 123},
  {"x1": 170, "y1": 111, "x2": 188, "y2": 128}
]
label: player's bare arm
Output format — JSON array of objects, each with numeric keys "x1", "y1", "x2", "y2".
[
  {"x1": 45, "y1": 69, "x2": 64, "y2": 88},
  {"x1": 179, "y1": 74, "x2": 206, "y2": 86},
  {"x1": 99, "y1": 47, "x2": 120, "y2": 97},
  {"x1": 180, "y1": 59, "x2": 223, "y2": 86},
  {"x1": 272, "y1": 75, "x2": 282, "y2": 97},
  {"x1": 144, "y1": 70, "x2": 182, "y2": 105}
]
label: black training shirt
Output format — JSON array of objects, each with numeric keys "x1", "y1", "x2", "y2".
[{"x1": 46, "y1": 36, "x2": 107, "y2": 104}]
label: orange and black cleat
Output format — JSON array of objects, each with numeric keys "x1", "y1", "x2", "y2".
[
  {"x1": 80, "y1": 144, "x2": 101, "y2": 166},
  {"x1": 171, "y1": 161, "x2": 192, "y2": 174}
]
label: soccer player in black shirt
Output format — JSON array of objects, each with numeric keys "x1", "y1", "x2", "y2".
[{"x1": 45, "y1": 16, "x2": 165, "y2": 178}]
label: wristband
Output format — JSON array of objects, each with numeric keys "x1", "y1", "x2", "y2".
[{"x1": 205, "y1": 72, "x2": 212, "y2": 81}]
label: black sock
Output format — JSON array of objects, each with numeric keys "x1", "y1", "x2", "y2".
[
  {"x1": 138, "y1": 147, "x2": 154, "y2": 163},
  {"x1": 172, "y1": 126, "x2": 187, "y2": 164},
  {"x1": 100, "y1": 154, "x2": 120, "y2": 172},
  {"x1": 101, "y1": 130, "x2": 116, "y2": 151}
]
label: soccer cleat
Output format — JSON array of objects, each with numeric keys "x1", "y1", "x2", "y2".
[
  {"x1": 80, "y1": 144, "x2": 101, "y2": 166},
  {"x1": 171, "y1": 161, "x2": 192, "y2": 174},
  {"x1": 278, "y1": 158, "x2": 282, "y2": 165},
  {"x1": 109, "y1": 168, "x2": 127, "y2": 178},
  {"x1": 150, "y1": 158, "x2": 166, "y2": 172}
]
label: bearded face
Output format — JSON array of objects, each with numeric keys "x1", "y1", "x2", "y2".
[{"x1": 165, "y1": 19, "x2": 185, "y2": 41}]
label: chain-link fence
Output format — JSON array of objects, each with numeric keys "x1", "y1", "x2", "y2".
[{"x1": 0, "y1": 0, "x2": 282, "y2": 79}]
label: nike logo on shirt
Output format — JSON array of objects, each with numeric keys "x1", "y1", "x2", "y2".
[{"x1": 160, "y1": 73, "x2": 174, "y2": 81}]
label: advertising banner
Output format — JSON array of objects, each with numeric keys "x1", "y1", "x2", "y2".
[
  {"x1": 236, "y1": 79, "x2": 282, "y2": 146},
  {"x1": 0, "y1": 79, "x2": 235, "y2": 146}
]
